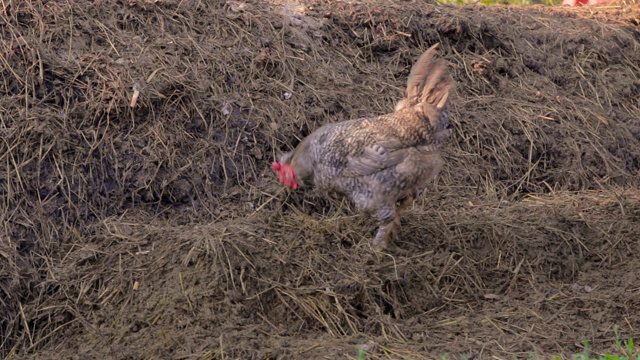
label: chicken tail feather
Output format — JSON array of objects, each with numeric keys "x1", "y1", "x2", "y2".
[{"x1": 396, "y1": 43, "x2": 453, "y2": 111}]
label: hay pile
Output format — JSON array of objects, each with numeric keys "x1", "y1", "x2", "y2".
[{"x1": 1, "y1": 0, "x2": 639, "y2": 358}]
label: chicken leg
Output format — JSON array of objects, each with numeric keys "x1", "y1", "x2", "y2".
[{"x1": 371, "y1": 192, "x2": 416, "y2": 250}]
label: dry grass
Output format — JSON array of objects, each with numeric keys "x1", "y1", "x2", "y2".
[{"x1": 0, "y1": 0, "x2": 639, "y2": 358}]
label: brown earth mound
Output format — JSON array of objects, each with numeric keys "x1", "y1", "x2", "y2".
[{"x1": 1, "y1": 0, "x2": 640, "y2": 358}]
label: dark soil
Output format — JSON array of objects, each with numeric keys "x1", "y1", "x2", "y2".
[{"x1": 1, "y1": 0, "x2": 640, "y2": 359}]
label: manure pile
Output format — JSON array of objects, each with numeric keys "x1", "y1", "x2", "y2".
[{"x1": 1, "y1": 0, "x2": 640, "y2": 358}]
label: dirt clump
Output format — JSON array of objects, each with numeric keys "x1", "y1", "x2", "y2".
[{"x1": 1, "y1": 0, "x2": 640, "y2": 358}]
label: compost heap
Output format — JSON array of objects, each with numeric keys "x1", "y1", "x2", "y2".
[{"x1": 1, "y1": 0, "x2": 640, "y2": 358}]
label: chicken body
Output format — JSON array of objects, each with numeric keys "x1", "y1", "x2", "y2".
[{"x1": 273, "y1": 44, "x2": 453, "y2": 250}]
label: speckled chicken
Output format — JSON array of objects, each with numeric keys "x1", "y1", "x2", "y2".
[{"x1": 272, "y1": 44, "x2": 454, "y2": 250}]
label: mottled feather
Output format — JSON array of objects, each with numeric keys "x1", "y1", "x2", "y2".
[{"x1": 274, "y1": 43, "x2": 455, "y2": 250}]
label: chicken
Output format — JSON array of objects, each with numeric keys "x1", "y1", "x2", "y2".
[{"x1": 272, "y1": 43, "x2": 454, "y2": 250}]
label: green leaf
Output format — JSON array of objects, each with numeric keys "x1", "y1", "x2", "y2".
[
  {"x1": 627, "y1": 338, "x2": 635, "y2": 355},
  {"x1": 614, "y1": 325, "x2": 622, "y2": 348}
]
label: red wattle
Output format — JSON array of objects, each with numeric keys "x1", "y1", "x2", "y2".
[{"x1": 271, "y1": 161, "x2": 298, "y2": 189}]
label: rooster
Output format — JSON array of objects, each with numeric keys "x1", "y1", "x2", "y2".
[{"x1": 272, "y1": 44, "x2": 454, "y2": 250}]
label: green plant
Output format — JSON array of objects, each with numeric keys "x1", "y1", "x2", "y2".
[{"x1": 569, "y1": 328, "x2": 640, "y2": 360}]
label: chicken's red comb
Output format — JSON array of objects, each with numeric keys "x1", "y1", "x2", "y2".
[{"x1": 271, "y1": 161, "x2": 298, "y2": 189}]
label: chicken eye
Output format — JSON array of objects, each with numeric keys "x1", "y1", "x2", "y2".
[{"x1": 444, "y1": 123, "x2": 452, "y2": 130}]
